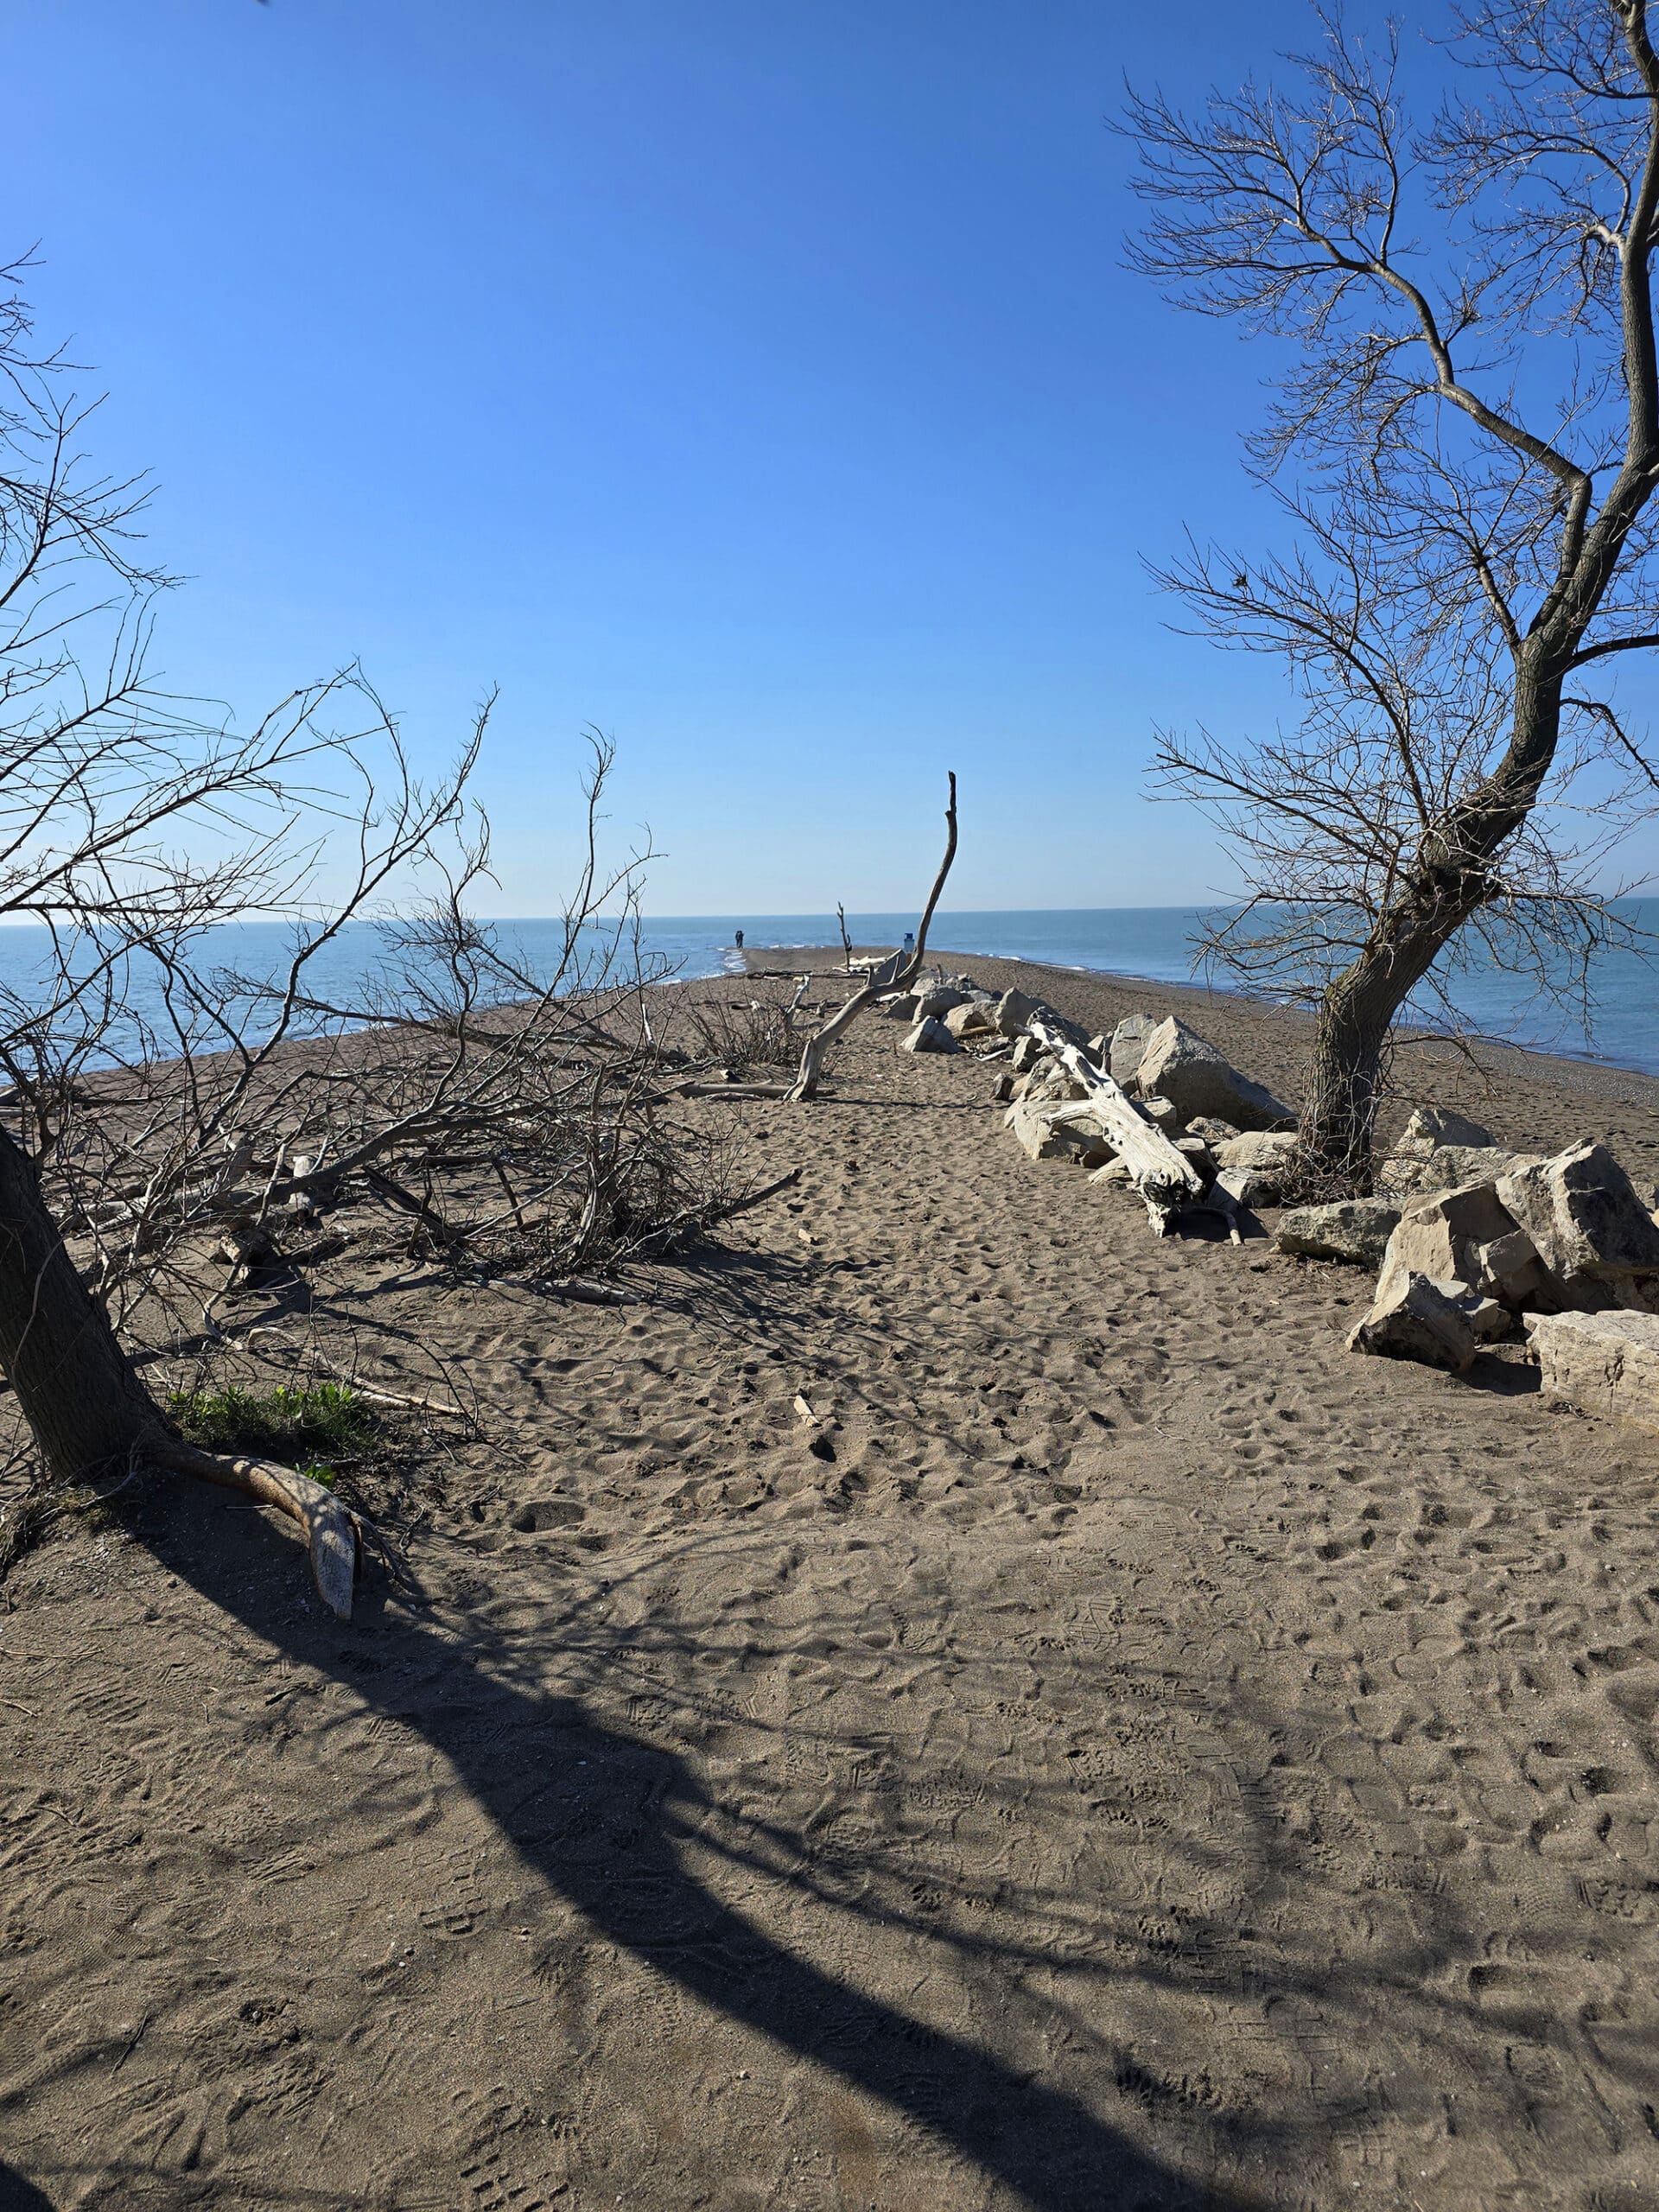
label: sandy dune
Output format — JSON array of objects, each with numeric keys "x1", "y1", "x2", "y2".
[{"x1": 4, "y1": 955, "x2": 1659, "y2": 2209}]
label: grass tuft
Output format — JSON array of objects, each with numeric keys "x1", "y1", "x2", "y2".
[{"x1": 167, "y1": 1382, "x2": 377, "y2": 1483}]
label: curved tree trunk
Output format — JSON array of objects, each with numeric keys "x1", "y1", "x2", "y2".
[
  {"x1": 1299, "y1": 672, "x2": 1564, "y2": 1185},
  {"x1": 0, "y1": 1122, "x2": 357, "y2": 1615}
]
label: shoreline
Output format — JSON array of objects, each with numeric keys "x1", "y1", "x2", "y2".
[{"x1": 743, "y1": 942, "x2": 1659, "y2": 1117}]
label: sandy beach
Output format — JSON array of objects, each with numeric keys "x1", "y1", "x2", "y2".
[{"x1": 5, "y1": 951, "x2": 1659, "y2": 2210}]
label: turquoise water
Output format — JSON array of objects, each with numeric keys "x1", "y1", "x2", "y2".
[{"x1": 1, "y1": 904, "x2": 1655, "y2": 1074}]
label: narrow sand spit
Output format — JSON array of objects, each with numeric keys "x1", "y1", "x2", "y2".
[{"x1": 4, "y1": 954, "x2": 1659, "y2": 2209}]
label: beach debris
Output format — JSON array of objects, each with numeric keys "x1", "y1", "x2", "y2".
[
  {"x1": 1527, "y1": 1309, "x2": 1659, "y2": 1429},
  {"x1": 1174, "y1": 1134, "x2": 1217, "y2": 1179},
  {"x1": 793, "y1": 1392, "x2": 823, "y2": 1426},
  {"x1": 1135, "y1": 1016, "x2": 1294, "y2": 1132},
  {"x1": 1495, "y1": 1142, "x2": 1659, "y2": 1302},
  {"x1": 901, "y1": 1016, "x2": 959, "y2": 1055},
  {"x1": 790, "y1": 771, "x2": 957, "y2": 1099},
  {"x1": 1348, "y1": 1269, "x2": 1478, "y2": 1372},
  {"x1": 1275, "y1": 1198, "x2": 1401, "y2": 1268},
  {"x1": 1006, "y1": 1098, "x2": 1113, "y2": 1166},
  {"x1": 1027, "y1": 1015, "x2": 1204, "y2": 1231},
  {"x1": 1109, "y1": 1014, "x2": 1158, "y2": 1087}
]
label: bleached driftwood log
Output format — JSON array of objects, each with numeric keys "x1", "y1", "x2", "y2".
[
  {"x1": 789, "y1": 772, "x2": 957, "y2": 1102},
  {"x1": 1027, "y1": 1017, "x2": 1204, "y2": 1235}
]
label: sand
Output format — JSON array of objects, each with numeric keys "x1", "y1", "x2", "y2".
[{"x1": 4, "y1": 952, "x2": 1659, "y2": 2209}]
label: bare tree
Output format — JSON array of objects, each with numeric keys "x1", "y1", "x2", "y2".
[
  {"x1": 788, "y1": 774, "x2": 957, "y2": 1102},
  {"x1": 1123, "y1": 1, "x2": 1659, "y2": 1184},
  {"x1": 0, "y1": 268, "x2": 754, "y2": 1618}
]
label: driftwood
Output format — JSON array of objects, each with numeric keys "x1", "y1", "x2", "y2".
[
  {"x1": 1027, "y1": 1017, "x2": 1204, "y2": 1235},
  {"x1": 789, "y1": 773, "x2": 958, "y2": 1102},
  {"x1": 156, "y1": 1437, "x2": 358, "y2": 1618}
]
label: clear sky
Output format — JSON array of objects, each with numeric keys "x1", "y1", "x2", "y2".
[{"x1": 3, "y1": 0, "x2": 1630, "y2": 918}]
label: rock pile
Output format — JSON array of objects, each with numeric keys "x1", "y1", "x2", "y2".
[
  {"x1": 880, "y1": 969, "x2": 1659, "y2": 1433},
  {"x1": 1319, "y1": 1125, "x2": 1659, "y2": 1416}
]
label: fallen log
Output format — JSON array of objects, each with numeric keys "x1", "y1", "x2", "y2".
[{"x1": 1027, "y1": 1016, "x2": 1205, "y2": 1235}]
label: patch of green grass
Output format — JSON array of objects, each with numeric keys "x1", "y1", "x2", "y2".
[{"x1": 167, "y1": 1382, "x2": 377, "y2": 1481}]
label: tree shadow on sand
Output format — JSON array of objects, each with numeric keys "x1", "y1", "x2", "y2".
[{"x1": 100, "y1": 1492, "x2": 1256, "y2": 2212}]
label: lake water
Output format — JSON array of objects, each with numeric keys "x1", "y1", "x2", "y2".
[{"x1": 1, "y1": 905, "x2": 1655, "y2": 1074}]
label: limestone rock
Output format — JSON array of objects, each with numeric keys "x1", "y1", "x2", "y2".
[
  {"x1": 1185, "y1": 1116, "x2": 1240, "y2": 1146},
  {"x1": 1376, "y1": 1181, "x2": 1541, "y2": 1311},
  {"x1": 1528, "y1": 1308, "x2": 1659, "y2": 1429},
  {"x1": 1109, "y1": 1014, "x2": 1158, "y2": 1087},
  {"x1": 1275, "y1": 1199, "x2": 1402, "y2": 1268},
  {"x1": 1214, "y1": 1130, "x2": 1300, "y2": 1173},
  {"x1": 880, "y1": 992, "x2": 919, "y2": 1022},
  {"x1": 1349, "y1": 1270, "x2": 1478, "y2": 1373},
  {"x1": 990, "y1": 1071, "x2": 1015, "y2": 1103},
  {"x1": 1140, "y1": 1096, "x2": 1180, "y2": 1126},
  {"x1": 1135, "y1": 1016, "x2": 1294, "y2": 1132},
  {"x1": 993, "y1": 988, "x2": 1092, "y2": 1051},
  {"x1": 914, "y1": 986, "x2": 970, "y2": 1021},
  {"x1": 1010, "y1": 1033, "x2": 1043, "y2": 1075},
  {"x1": 1213, "y1": 1163, "x2": 1281, "y2": 1210},
  {"x1": 942, "y1": 1000, "x2": 996, "y2": 1039},
  {"x1": 901, "y1": 1016, "x2": 958, "y2": 1055},
  {"x1": 1497, "y1": 1142, "x2": 1659, "y2": 1298},
  {"x1": 1398, "y1": 1105, "x2": 1497, "y2": 1150},
  {"x1": 1377, "y1": 1144, "x2": 1540, "y2": 1200}
]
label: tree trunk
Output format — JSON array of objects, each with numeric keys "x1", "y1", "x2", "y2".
[
  {"x1": 0, "y1": 1122, "x2": 163, "y2": 1478},
  {"x1": 0, "y1": 1122, "x2": 358, "y2": 1616},
  {"x1": 1296, "y1": 658, "x2": 1573, "y2": 1187}
]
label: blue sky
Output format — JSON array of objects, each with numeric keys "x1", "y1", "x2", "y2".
[{"x1": 5, "y1": 0, "x2": 1634, "y2": 917}]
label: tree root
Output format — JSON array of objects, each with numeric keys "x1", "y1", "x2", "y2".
[{"x1": 156, "y1": 1437, "x2": 359, "y2": 1619}]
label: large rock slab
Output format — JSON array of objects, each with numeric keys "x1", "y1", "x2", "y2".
[
  {"x1": 1528, "y1": 1309, "x2": 1659, "y2": 1428},
  {"x1": 1109, "y1": 1014, "x2": 1158, "y2": 1088},
  {"x1": 914, "y1": 986, "x2": 971, "y2": 1020},
  {"x1": 1398, "y1": 1105, "x2": 1497, "y2": 1149},
  {"x1": 1376, "y1": 1144, "x2": 1540, "y2": 1200},
  {"x1": 1349, "y1": 1270, "x2": 1478, "y2": 1372},
  {"x1": 1213, "y1": 1163, "x2": 1281, "y2": 1210},
  {"x1": 1376, "y1": 1181, "x2": 1542, "y2": 1310},
  {"x1": 1135, "y1": 1016, "x2": 1294, "y2": 1132},
  {"x1": 901, "y1": 1016, "x2": 958, "y2": 1055},
  {"x1": 1497, "y1": 1142, "x2": 1659, "y2": 1299},
  {"x1": 1214, "y1": 1129, "x2": 1300, "y2": 1173},
  {"x1": 942, "y1": 1000, "x2": 996, "y2": 1039},
  {"x1": 1276, "y1": 1198, "x2": 1402, "y2": 1268},
  {"x1": 993, "y1": 986, "x2": 1092, "y2": 1052}
]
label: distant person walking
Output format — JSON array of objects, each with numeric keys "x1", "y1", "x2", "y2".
[{"x1": 734, "y1": 929, "x2": 744, "y2": 950}]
